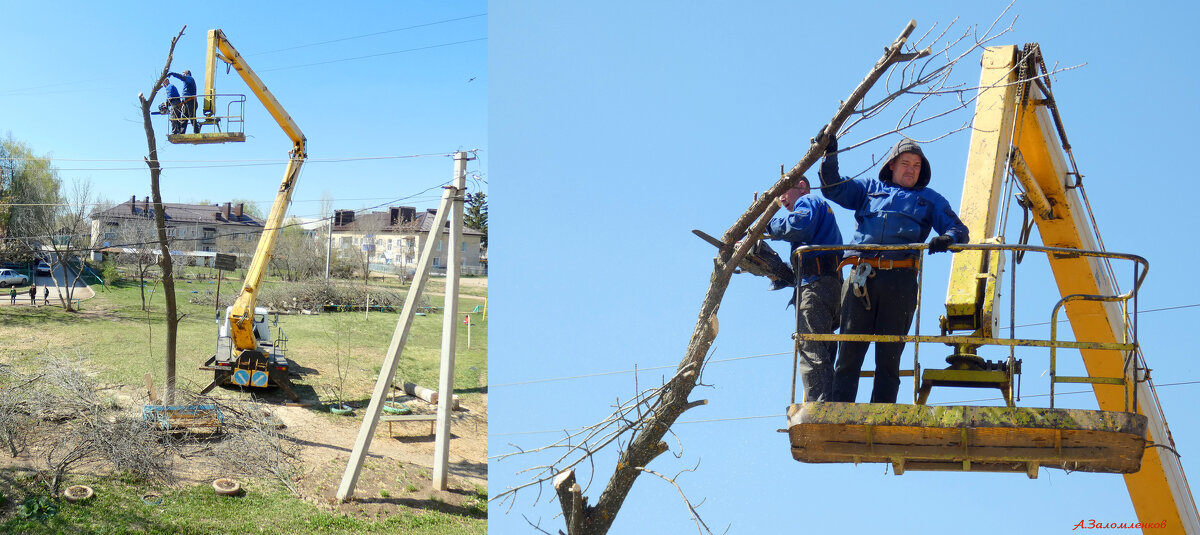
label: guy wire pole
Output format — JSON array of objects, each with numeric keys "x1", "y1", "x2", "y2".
[
  {"x1": 325, "y1": 212, "x2": 333, "y2": 280},
  {"x1": 335, "y1": 155, "x2": 461, "y2": 501},
  {"x1": 433, "y1": 151, "x2": 468, "y2": 489}
]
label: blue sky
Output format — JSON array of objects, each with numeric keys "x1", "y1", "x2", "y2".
[
  {"x1": 0, "y1": 1, "x2": 486, "y2": 221},
  {"x1": 490, "y1": 1, "x2": 1200, "y2": 534}
]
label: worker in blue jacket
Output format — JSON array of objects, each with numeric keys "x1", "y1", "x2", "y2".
[
  {"x1": 817, "y1": 133, "x2": 969, "y2": 403},
  {"x1": 765, "y1": 176, "x2": 843, "y2": 402},
  {"x1": 160, "y1": 79, "x2": 184, "y2": 135},
  {"x1": 168, "y1": 70, "x2": 200, "y2": 133}
]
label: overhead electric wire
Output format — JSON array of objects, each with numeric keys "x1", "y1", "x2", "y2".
[
  {"x1": 261, "y1": 38, "x2": 486, "y2": 73},
  {"x1": 492, "y1": 381, "x2": 1200, "y2": 439},
  {"x1": 494, "y1": 302, "x2": 1200, "y2": 389},
  {"x1": 0, "y1": 180, "x2": 455, "y2": 251},
  {"x1": 1, "y1": 151, "x2": 468, "y2": 172},
  {"x1": 250, "y1": 14, "x2": 487, "y2": 56}
]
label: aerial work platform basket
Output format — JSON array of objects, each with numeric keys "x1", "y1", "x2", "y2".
[
  {"x1": 165, "y1": 93, "x2": 246, "y2": 145},
  {"x1": 785, "y1": 243, "x2": 1150, "y2": 478},
  {"x1": 787, "y1": 402, "x2": 1147, "y2": 476}
]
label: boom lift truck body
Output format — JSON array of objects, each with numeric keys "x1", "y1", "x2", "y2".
[{"x1": 179, "y1": 29, "x2": 307, "y2": 400}]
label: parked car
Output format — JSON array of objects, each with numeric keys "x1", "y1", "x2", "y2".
[
  {"x1": 36, "y1": 261, "x2": 51, "y2": 276},
  {"x1": 0, "y1": 269, "x2": 29, "y2": 287}
]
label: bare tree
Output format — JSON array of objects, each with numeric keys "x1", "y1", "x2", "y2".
[
  {"x1": 271, "y1": 216, "x2": 323, "y2": 281},
  {"x1": 115, "y1": 218, "x2": 165, "y2": 310},
  {"x1": 26, "y1": 178, "x2": 98, "y2": 311},
  {"x1": 137, "y1": 25, "x2": 186, "y2": 405},
  {"x1": 492, "y1": 12, "x2": 1078, "y2": 534},
  {"x1": 353, "y1": 214, "x2": 387, "y2": 284}
]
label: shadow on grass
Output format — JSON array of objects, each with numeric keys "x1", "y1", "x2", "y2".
[
  {"x1": 0, "y1": 306, "x2": 86, "y2": 327},
  {"x1": 447, "y1": 460, "x2": 487, "y2": 483},
  {"x1": 353, "y1": 495, "x2": 486, "y2": 519},
  {"x1": 207, "y1": 381, "x2": 321, "y2": 406}
]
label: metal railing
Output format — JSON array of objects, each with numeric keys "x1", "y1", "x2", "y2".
[
  {"x1": 787, "y1": 242, "x2": 1147, "y2": 411},
  {"x1": 186, "y1": 93, "x2": 246, "y2": 135}
]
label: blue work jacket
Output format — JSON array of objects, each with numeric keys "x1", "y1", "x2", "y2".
[
  {"x1": 767, "y1": 194, "x2": 843, "y2": 285},
  {"x1": 823, "y1": 177, "x2": 967, "y2": 259},
  {"x1": 169, "y1": 72, "x2": 197, "y2": 97},
  {"x1": 163, "y1": 84, "x2": 180, "y2": 104}
]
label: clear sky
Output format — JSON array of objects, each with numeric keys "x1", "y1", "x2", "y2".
[
  {"x1": 0, "y1": 1, "x2": 486, "y2": 222},
  {"x1": 490, "y1": 1, "x2": 1200, "y2": 534}
]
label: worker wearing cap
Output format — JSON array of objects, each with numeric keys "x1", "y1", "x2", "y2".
[
  {"x1": 817, "y1": 133, "x2": 969, "y2": 403},
  {"x1": 160, "y1": 79, "x2": 184, "y2": 135},
  {"x1": 765, "y1": 176, "x2": 843, "y2": 402},
  {"x1": 168, "y1": 70, "x2": 200, "y2": 133}
]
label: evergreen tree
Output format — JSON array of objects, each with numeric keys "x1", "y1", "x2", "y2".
[{"x1": 464, "y1": 192, "x2": 488, "y2": 247}]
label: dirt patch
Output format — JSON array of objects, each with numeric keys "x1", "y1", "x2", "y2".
[
  {"x1": 0, "y1": 387, "x2": 488, "y2": 522},
  {"x1": 278, "y1": 393, "x2": 488, "y2": 517}
]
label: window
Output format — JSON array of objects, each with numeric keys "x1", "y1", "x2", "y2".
[
  {"x1": 433, "y1": 257, "x2": 440, "y2": 267},
  {"x1": 203, "y1": 228, "x2": 217, "y2": 241},
  {"x1": 165, "y1": 227, "x2": 178, "y2": 238},
  {"x1": 437, "y1": 241, "x2": 442, "y2": 252},
  {"x1": 461, "y1": 242, "x2": 466, "y2": 252}
]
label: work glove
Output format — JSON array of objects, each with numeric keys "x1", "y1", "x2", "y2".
[
  {"x1": 813, "y1": 125, "x2": 837, "y2": 153},
  {"x1": 927, "y1": 235, "x2": 954, "y2": 254}
]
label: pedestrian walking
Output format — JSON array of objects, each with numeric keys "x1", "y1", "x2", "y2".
[
  {"x1": 43, "y1": 285, "x2": 49, "y2": 305},
  {"x1": 9, "y1": 287, "x2": 15, "y2": 305},
  {"x1": 29, "y1": 285, "x2": 36, "y2": 306}
]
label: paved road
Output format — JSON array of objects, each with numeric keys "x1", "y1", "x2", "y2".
[{"x1": 0, "y1": 256, "x2": 95, "y2": 307}]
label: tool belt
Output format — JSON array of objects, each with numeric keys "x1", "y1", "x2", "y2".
[
  {"x1": 838, "y1": 255, "x2": 917, "y2": 271},
  {"x1": 798, "y1": 254, "x2": 840, "y2": 277}
]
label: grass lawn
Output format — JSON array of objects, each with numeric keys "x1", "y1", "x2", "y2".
[
  {"x1": 0, "y1": 474, "x2": 485, "y2": 535},
  {"x1": 0, "y1": 274, "x2": 487, "y2": 406},
  {"x1": 0, "y1": 273, "x2": 487, "y2": 533}
]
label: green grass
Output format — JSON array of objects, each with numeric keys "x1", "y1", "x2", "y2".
[
  {"x1": 0, "y1": 275, "x2": 487, "y2": 406},
  {"x1": 0, "y1": 273, "x2": 487, "y2": 533},
  {"x1": 0, "y1": 476, "x2": 485, "y2": 535}
]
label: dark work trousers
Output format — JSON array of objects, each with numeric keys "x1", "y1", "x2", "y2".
[
  {"x1": 181, "y1": 97, "x2": 199, "y2": 133},
  {"x1": 831, "y1": 267, "x2": 919, "y2": 403},
  {"x1": 169, "y1": 103, "x2": 185, "y2": 134},
  {"x1": 794, "y1": 273, "x2": 842, "y2": 402}
]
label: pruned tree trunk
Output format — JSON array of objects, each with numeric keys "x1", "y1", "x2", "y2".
[
  {"x1": 555, "y1": 21, "x2": 929, "y2": 535},
  {"x1": 138, "y1": 26, "x2": 187, "y2": 405}
]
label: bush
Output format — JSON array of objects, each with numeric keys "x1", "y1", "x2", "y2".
[
  {"x1": 187, "y1": 280, "x2": 410, "y2": 312},
  {"x1": 101, "y1": 260, "x2": 120, "y2": 285}
]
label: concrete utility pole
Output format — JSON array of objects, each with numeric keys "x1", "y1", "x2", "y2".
[
  {"x1": 325, "y1": 213, "x2": 333, "y2": 280},
  {"x1": 335, "y1": 151, "x2": 470, "y2": 500},
  {"x1": 433, "y1": 151, "x2": 468, "y2": 489}
]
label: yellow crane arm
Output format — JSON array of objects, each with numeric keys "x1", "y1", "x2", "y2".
[
  {"x1": 947, "y1": 45, "x2": 1197, "y2": 532},
  {"x1": 204, "y1": 29, "x2": 308, "y2": 352}
]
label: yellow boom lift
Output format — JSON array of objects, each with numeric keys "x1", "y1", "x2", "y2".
[
  {"x1": 786, "y1": 44, "x2": 1197, "y2": 532},
  {"x1": 174, "y1": 30, "x2": 308, "y2": 400}
]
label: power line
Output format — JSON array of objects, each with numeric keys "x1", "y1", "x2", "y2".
[
  {"x1": 491, "y1": 381, "x2": 1200, "y2": 438},
  {"x1": 0, "y1": 180, "x2": 456, "y2": 250},
  {"x1": 250, "y1": 14, "x2": 487, "y2": 56},
  {"x1": 260, "y1": 38, "x2": 486, "y2": 73},
  {"x1": 491, "y1": 351, "x2": 791, "y2": 388},
  {"x1": 0, "y1": 16, "x2": 487, "y2": 97},
  {"x1": 493, "y1": 302, "x2": 1200, "y2": 390},
  {"x1": 1, "y1": 151, "x2": 468, "y2": 172}
]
